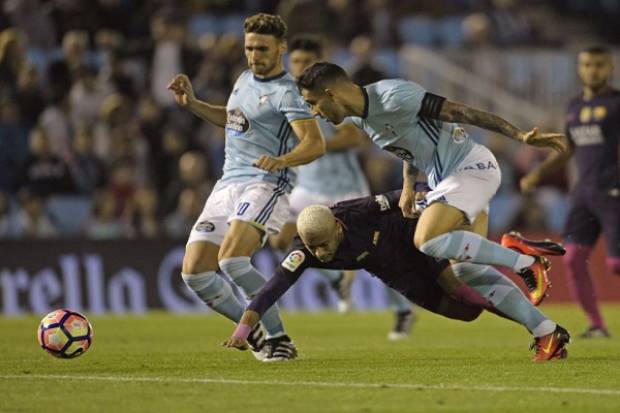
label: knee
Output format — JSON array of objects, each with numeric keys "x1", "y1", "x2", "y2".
[
  {"x1": 182, "y1": 247, "x2": 217, "y2": 275},
  {"x1": 607, "y1": 257, "x2": 620, "y2": 276},
  {"x1": 218, "y1": 256, "x2": 251, "y2": 278}
]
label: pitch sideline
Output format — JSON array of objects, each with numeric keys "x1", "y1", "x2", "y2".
[{"x1": 1, "y1": 373, "x2": 619, "y2": 396}]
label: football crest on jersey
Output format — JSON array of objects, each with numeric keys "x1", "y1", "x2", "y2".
[
  {"x1": 282, "y1": 250, "x2": 305, "y2": 272},
  {"x1": 593, "y1": 106, "x2": 607, "y2": 121},
  {"x1": 226, "y1": 108, "x2": 249, "y2": 134}
]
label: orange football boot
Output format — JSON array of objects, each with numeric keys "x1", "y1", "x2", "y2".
[{"x1": 531, "y1": 325, "x2": 570, "y2": 362}]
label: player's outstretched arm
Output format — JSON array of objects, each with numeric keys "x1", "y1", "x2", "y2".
[
  {"x1": 520, "y1": 145, "x2": 573, "y2": 192},
  {"x1": 437, "y1": 100, "x2": 567, "y2": 152},
  {"x1": 399, "y1": 162, "x2": 422, "y2": 218},
  {"x1": 222, "y1": 310, "x2": 260, "y2": 351},
  {"x1": 167, "y1": 74, "x2": 227, "y2": 128},
  {"x1": 254, "y1": 118, "x2": 325, "y2": 172}
]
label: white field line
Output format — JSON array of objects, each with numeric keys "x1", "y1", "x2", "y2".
[{"x1": 1, "y1": 374, "x2": 619, "y2": 396}]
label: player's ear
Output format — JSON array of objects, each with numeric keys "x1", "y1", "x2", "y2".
[
  {"x1": 279, "y1": 39, "x2": 287, "y2": 54},
  {"x1": 324, "y1": 88, "x2": 335, "y2": 99}
]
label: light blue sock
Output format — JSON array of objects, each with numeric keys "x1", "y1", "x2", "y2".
[
  {"x1": 452, "y1": 263, "x2": 556, "y2": 337},
  {"x1": 386, "y1": 287, "x2": 412, "y2": 314},
  {"x1": 316, "y1": 268, "x2": 342, "y2": 283},
  {"x1": 219, "y1": 256, "x2": 285, "y2": 337},
  {"x1": 181, "y1": 271, "x2": 244, "y2": 322},
  {"x1": 419, "y1": 231, "x2": 533, "y2": 271}
]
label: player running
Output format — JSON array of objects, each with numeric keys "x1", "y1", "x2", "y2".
[
  {"x1": 167, "y1": 14, "x2": 325, "y2": 361},
  {"x1": 521, "y1": 46, "x2": 619, "y2": 338},
  {"x1": 223, "y1": 191, "x2": 570, "y2": 361},
  {"x1": 294, "y1": 62, "x2": 566, "y2": 306},
  {"x1": 268, "y1": 34, "x2": 415, "y2": 338}
]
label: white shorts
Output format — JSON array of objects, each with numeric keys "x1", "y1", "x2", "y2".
[
  {"x1": 287, "y1": 186, "x2": 370, "y2": 223},
  {"x1": 425, "y1": 144, "x2": 501, "y2": 224},
  {"x1": 187, "y1": 181, "x2": 290, "y2": 246}
]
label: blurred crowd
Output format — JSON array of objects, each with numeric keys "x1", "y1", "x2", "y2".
[{"x1": 0, "y1": 0, "x2": 604, "y2": 240}]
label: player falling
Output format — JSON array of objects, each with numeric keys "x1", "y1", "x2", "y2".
[
  {"x1": 295, "y1": 62, "x2": 566, "y2": 306},
  {"x1": 521, "y1": 46, "x2": 620, "y2": 338}
]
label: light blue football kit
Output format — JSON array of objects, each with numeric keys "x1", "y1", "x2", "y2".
[
  {"x1": 347, "y1": 79, "x2": 538, "y2": 280},
  {"x1": 183, "y1": 69, "x2": 315, "y2": 341},
  {"x1": 348, "y1": 79, "x2": 501, "y2": 223}
]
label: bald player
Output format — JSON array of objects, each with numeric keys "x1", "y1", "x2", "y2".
[
  {"x1": 521, "y1": 46, "x2": 620, "y2": 338},
  {"x1": 224, "y1": 191, "x2": 570, "y2": 362}
]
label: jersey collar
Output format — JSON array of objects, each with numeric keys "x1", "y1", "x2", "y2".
[
  {"x1": 361, "y1": 87, "x2": 369, "y2": 119},
  {"x1": 253, "y1": 70, "x2": 287, "y2": 82}
]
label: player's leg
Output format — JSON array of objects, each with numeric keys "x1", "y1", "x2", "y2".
[
  {"x1": 386, "y1": 287, "x2": 415, "y2": 340},
  {"x1": 182, "y1": 241, "x2": 244, "y2": 323},
  {"x1": 561, "y1": 195, "x2": 608, "y2": 338},
  {"x1": 269, "y1": 221, "x2": 297, "y2": 252},
  {"x1": 181, "y1": 189, "x2": 246, "y2": 323},
  {"x1": 218, "y1": 182, "x2": 297, "y2": 361}
]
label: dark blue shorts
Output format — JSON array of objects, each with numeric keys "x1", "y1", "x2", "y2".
[{"x1": 563, "y1": 188, "x2": 620, "y2": 257}]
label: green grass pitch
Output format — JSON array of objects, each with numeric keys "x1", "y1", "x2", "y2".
[{"x1": 1, "y1": 304, "x2": 620, "y2": 413}]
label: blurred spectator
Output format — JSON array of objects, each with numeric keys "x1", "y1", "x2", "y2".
[
  {"x1": 108, "y1": 160, "x2": 137, "y2": 221},
  {"x1": 0, "y1": 28, "x2": 27, "y2": 95},
  {"x1": 2, "y1": 0, "x2": 57, "y2": 50},
  {"x1": 39, "y1": 87, "x2": 73, "y2": 159},
  {"x1": 162, "y1": 151, "x2": 211, "y2": 215},
  {"x1": 83, "y1": 189, "x2": 129, "y2": 239},
  {"x1": 61, "y1": 29, "x2": 90, "y2": 77},
  {"x1": 131, "y1": 188, "x2": 161, "y2": 238},
  {"x1": 164, "y1": 187, "x2": 203, "y2": 238},
  {"x1": 14, "y1": 63, "x2": 46, "y2": 129},
  {"x1": 149, "y1": 8, "x2": 200, "y2": 107},
  {"x1": 16, "y1": 127, "x2": 75, "y2": 197},
  {"x1": 154, "y1": 126, "x2": 191, "y2": 198},
  {"x1": 488, "y1": 0, "x2": 536, "y2": 46},
  {"x1": 66, "y1": 127, "x2": 106, "y2": 194},
  {"x1": 70, "y1": 65, "x2": 112, "y2": 130},
  {"x1": 0, "y1": 97, "x2": 29, "y2": 193},
  {"x1": 0, "y1": 191, "x2": 11, "y2": 237},
  {"x1": 14, "y1": 189, "x2": 58, "y2": 238},
  {"x1": 349, "y1": 35, "x2": 386, "y2": 85}
]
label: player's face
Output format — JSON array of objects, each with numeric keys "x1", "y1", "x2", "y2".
[
  {"x1": 301, "y1": 222, "x2": 342, "y2": 263},
  {"x1": 244, "y1": 32, "x2": 285, "y2": 77},
  {"x1": 288, "y1": 50, "x2": 319, "y2": 78},
  {"x1": 301, "y1": 88, "x2": 347, "y2": 124},
  {"x1": 578, "y1": 52, "x2": 613, "y2": 89}
]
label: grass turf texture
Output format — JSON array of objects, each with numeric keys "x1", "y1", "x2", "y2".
[{"x1": 1, "y1": 304, "x2": 619, "y2": 413}]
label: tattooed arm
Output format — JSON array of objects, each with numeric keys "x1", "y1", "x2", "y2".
[{"x1": 419, "y1": 93, "x2": 566, "y2": 152}]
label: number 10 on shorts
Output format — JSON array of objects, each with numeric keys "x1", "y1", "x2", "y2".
[{"x1": 236, "y1": 202, "x2": 250, "y2": 216}]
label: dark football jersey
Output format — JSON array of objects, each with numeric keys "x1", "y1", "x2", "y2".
[
  {"x1": 565, "y1": 88, "x2": 620, "y2": 192},
  {"x1": 247, "y1": 190, "x2": 450, "y2": 316}
]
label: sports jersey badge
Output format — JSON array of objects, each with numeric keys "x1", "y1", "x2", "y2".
[
  {"x1": 452, "y1": 126, "x2": 467, "y2": 144},
  {"x1": 282, "y1": 250, "x2": 306, "y2": 272}
]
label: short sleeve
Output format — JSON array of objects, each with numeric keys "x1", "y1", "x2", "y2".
[
  {"x1": 385, "y1": 80, "x2": 427, "y2": 116},
  {"x1": 280, "y1": 89, "x2": 314, "y2": 123}
]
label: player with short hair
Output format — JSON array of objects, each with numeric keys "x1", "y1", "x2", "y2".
[
  {"x1": 521, "y1": 46, "x2": 619, "y2": 338},
  {"x1": 295, "y1": 62, "x2": 567, "y2": 306},
  {"x1": 223, "y1": 191, "x2": 570, "y2": 361},
  {"x1": 167, "y1": 13, "x2": 325, "y2": 361},
  {"x1": 269, "y1": 34, "x2": 415, "y2": 338}
]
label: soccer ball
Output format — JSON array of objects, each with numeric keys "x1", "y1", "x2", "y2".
[{"x1": 37, "y1": 309, "x2": 93, "y2": 359}]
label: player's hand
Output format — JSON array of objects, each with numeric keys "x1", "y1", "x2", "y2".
[
  {"x1": 399, "y1": 187, "x2": 417, "y2": 218},
  {"x1": 520, "y1": 172, "x2": 541, "y2": 193},
  {"x1": 222, "y1": 337, "x2": 249, "y2": 351},
  {"x1": 254, "y1": 155, "x2": 286, "y2": 172},
  {"x1": 167, "y1": 74, "x2": 196, "y2": 107},
  {"x1": 519, "y1": 128, "x2": 567, "y2": 152}
]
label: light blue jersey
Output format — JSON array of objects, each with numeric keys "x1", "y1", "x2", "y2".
[
  {"x1": 295, "y1": 118, "x2": 369, "y2": 196},
  {"x1": 218, "y1": 70, "x2": 313, "y2": 192},
  {"x1": 349, "y1": 79, "x2": 475, "y2": 188}
]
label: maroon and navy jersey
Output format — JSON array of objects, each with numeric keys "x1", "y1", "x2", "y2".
[
  {"x1": 565, "y1": 89, "x2": 620, "y2": 191},
  {"x1": 247, "y1": 190, "x2": 450, "y2": 316}
]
